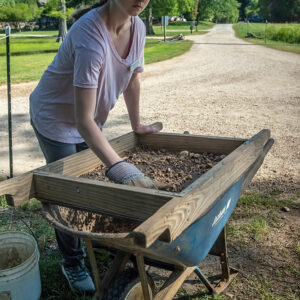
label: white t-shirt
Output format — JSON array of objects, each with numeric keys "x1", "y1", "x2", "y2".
[{"x1": 30, "y1": 8, "x2": 145, "y2": 143}]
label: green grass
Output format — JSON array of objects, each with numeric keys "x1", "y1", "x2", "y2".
[
  {"x1": 0, "y1": 52, "x2": 56, "y2": 84},
  {"x1": 0, "y1": 38, "x2": 193, "y2": 84},
  {"x1": 0, "y1": 37, "x2": 60, "y2": 56},
  {"x1": 244, "y1": 215, "x2": 268, "y2": 240},
  {"x1": 145, "y1": 39, "x2": 193, "y2": 64},
  {"x1": 233, "y1": 22, "x2": 300, "y2": 54},
  {"x1": 238, "y1": 191, "x2": 300, "y2": 209},
  {"x1": 296, "y1": 241, "x2": 300, "y2": 258},
  {"x1": 152, "y1": 21, "x2": 214, "y2": 36}
]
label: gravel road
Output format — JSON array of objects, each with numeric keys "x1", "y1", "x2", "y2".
[{"x1": 0, "y1": 24, "x2": 299, "y2": 193}]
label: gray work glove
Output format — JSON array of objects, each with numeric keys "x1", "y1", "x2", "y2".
[{"x1": 106, "y1": 161, "x2": 157, "y2": 189}]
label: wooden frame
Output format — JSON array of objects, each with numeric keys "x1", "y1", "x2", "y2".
[{"x1": 0, "y1": 122, "x2": 274, "y2": 299}]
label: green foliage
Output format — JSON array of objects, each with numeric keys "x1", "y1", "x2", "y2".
[
  {"x1": 0, "y1": 0, "x2": 15, "y2": 8},
  {"x1": 152, "y1": 0, "x2": 179, "y2": 17},
  {"x1": 214, "y1": 0, "x2": 240, "y2": 23},
  {"x1": 266, "y1": 25, "x2": 300, "y2": 43},
  {"x1": 191, "y1": 0, "x2": 199, "y2": 21},
  {"x1": 245, "y1": 0, "x2": 260, "y2": 17},
  {"x1": 244, "y1": 0, "x2": 300, "y2": 22},
  {"x1": 197, "y1": 0, "x2": 240, "y2": 22},
  {"x1": 43, "y1": 0, "x2": 74, "y2": 20},
  {"x1": 0, "y1": 196, "x2": 8, "y2": 208},
  {"x1": 177, "y1": 0, "x2": 194, "y2": 15},
  {"x1": 0, "y1": 3, "x2": 41, "y2": 22}
]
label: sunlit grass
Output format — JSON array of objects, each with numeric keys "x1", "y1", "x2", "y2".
[{"x1": 233, "y1": 22, "x2": 300, "y2": 54}]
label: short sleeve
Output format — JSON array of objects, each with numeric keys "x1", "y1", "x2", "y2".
[
  {"x1": 133, "y1": 20, "x2": 146, "y2": 74},
  {"x1": 73, "y1": 46, "x2": 103, "y2": 88},
  {"x1": 133, "y1": 44, "x2": 144, "y2": 74}
]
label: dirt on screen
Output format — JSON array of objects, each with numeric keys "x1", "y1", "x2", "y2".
[
  {"x1": 56, "y1": 147, "x2": 225, "y2": 234},
  {"x1": 81, "y1": 146, "x2": 225, "y2": 193}
]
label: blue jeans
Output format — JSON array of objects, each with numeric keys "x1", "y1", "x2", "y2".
[{"x1": 32, "y1": 122, "x2": 88, "y2": 266}]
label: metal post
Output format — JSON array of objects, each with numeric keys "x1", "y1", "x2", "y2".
[
  {"x1": 5, "y1": 25, "x2": 13, "y2": 178},
  {"x1": 164, "y1": 16, "x2": 167, "y2": 42}
]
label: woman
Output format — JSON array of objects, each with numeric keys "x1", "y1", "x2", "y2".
[{"x1": 30, "y1": 0, "x2": 154, "y2": 294}]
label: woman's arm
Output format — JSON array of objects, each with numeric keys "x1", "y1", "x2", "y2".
[
  {"x1": 74, "y1": 87, "x2": 122, "y2": 167},
  {"x1": 123, "y1": 73, "x2": 158, "y2": 134},
  {"x1": 75, "y1": 85, "x2": 157, "y2": 188}
]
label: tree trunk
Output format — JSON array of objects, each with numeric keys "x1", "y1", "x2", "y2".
[
  {"x1": 145, "y1": 5, "x2": 154, "y2": 35},
  {"x1": 56, "y1": 0, "x2": 67, "y2": 43},
  {"x1": 57, "y1": 18, "x2": 67, "y2": 42}
]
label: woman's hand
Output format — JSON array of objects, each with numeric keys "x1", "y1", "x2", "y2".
[
  {"x1": 106, "y1": 161, "x2": 157, "y2": 189},
  {"x1": 134, "y1": 124, "x2": 158, "y2": 135}
]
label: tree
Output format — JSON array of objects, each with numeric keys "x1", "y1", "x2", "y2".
[
  {"x1": 245, "y1": 0, "x2": 259, "y2": 18},
  {"x1": 0, "y1": 3, "x2": 41, "y2": 30},
  {"x1": 177, "y1": 0, "x2": 194, "y2": 16},
  {"x1": 197, "y1": 0, "x2": 218, "y2": 21},
  {"x1": 141, "y1": 0, "x2": 179, "y2": 34},
  {"x1": 213, "y1": 0, "x2": 240, "y2": 23},
  {"x1": 237, "y1": 0, "x2": 250, "y2": 20},
  {"x1": 197, "y1": 0, "x2": 240, "y2": 23},
  {"x1": 43, "y1": 0, "x2": 74, "y2": 42},
  {"x1": 191, "y1": 0, "x2": 199, "y2": 20},
  {"x1": 258, "y1": 0, "x2": 300, "y2": 22}
]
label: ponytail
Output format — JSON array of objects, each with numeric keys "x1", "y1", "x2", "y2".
[{"x1": 72, "y1": 0, "x2": 109, "y2": 21}]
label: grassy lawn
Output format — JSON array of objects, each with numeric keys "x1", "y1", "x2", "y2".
[
  {"x1": 0, "y1": 187, "x2": 299, "y2": 299},
  {"x1": 153, "y1": 21, "x2": 214, "y2": 36},
  {"x1": 145, "y1": 39, "x2": 193, "y2": 64},
  {"x1": 0, "y1": 37, "x2": 60, "y2": 56},
  {"x1": 233, "y1": 22, "x2": 300, "y2": 54},
  {"x1": 0, "y1": 37, "x2": 193, "y2": 84}
]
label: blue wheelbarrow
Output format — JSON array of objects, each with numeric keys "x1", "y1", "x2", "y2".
[{"x1": 0, "y1": 123, "x2": 273, "y2": 299}]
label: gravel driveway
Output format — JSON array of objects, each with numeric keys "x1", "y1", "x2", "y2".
[{"x1": 0, "y1": 24, "x2": 299, "y2": 194}]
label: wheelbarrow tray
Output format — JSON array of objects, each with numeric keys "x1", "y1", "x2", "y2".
[{"x1": 0, "y1": 122, "x2": 273, "y2": 298}]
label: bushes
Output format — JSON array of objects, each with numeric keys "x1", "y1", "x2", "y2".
[{"x1": 266, "y1": 25, "x2": 300, "y2": 43}]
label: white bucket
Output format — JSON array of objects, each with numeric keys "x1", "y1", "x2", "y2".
[{"x1": 0, "y1": 232, "x2": 41, "y2": 300}]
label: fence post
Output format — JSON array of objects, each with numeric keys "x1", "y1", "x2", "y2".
[
  {"x1": 264, "y1": 20, "x2": 267, "y2": 44},
  {"x1": 5, "y1": 25, "x2": 13, "y2": 178}
]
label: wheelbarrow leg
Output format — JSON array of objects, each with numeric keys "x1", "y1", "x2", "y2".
[
  {"x1": 85, "y1": 239, "x2": 131, "y2": 300},
  {"x1": 84, "y1": 239, "x2": 102, "y2": 297},
  {"x1": 101, "y1": 251, "x2": 130, "y2": 292},
  {"x1": 154, "y1": 267, "x2": 194, "y2": 300},
  {"x1": 136, "y1": 254, "x2": 152, "y2": 300},
  {"x1": 195, "y1": 227, "x2": 238, "y2": 294}
]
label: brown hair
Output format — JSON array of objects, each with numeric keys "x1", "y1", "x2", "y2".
[{"x1": 72, "y1": 0, "x2": 109, "y2": 21}]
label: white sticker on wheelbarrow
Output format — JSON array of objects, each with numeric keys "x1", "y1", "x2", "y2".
[{"x1": 212, "y1": 198, "x2": 231, "y2": 227}]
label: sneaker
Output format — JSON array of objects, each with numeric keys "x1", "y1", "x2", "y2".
[{"x1": 62, "y1": 263, "x2": 95, "y2": 295}]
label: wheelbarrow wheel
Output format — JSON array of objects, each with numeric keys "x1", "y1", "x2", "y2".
[{"x1": 102, "y1": 268, "x2": 155, "y2": 300}]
